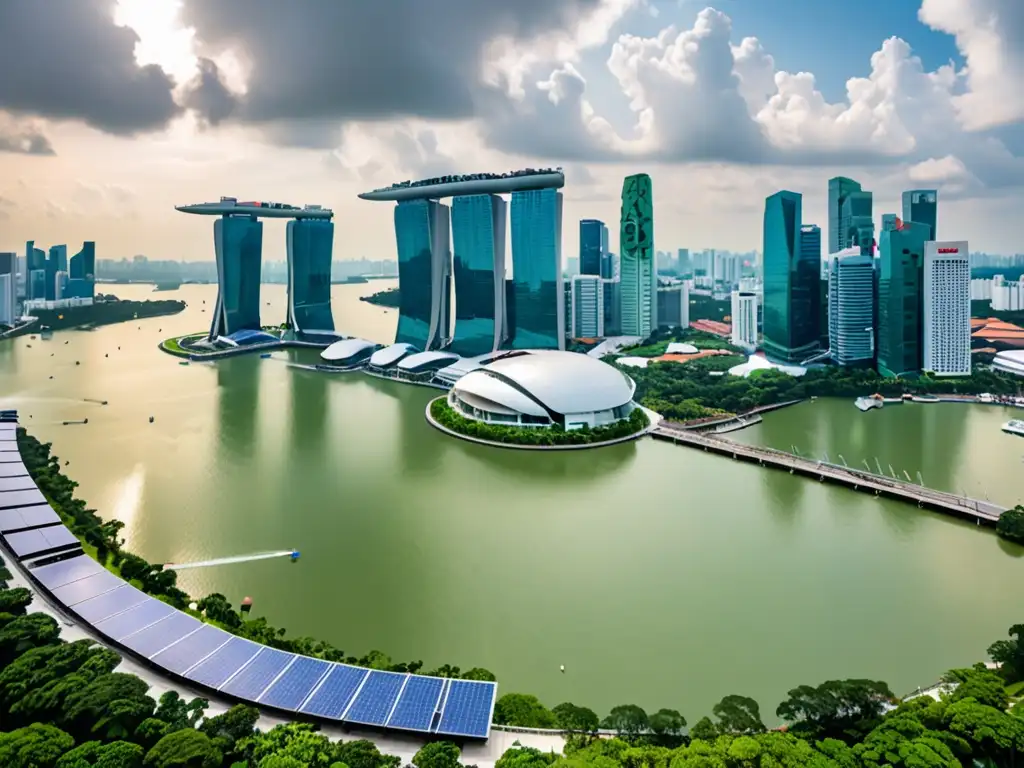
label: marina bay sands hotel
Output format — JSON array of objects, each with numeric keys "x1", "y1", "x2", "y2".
[{"x1": 176, "y1": 167, "x2": 565, "y2": 354}]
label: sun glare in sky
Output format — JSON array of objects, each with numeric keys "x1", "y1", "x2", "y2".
[{"x1": 114, "y1": 0, "x2": 198, "y2": 86}]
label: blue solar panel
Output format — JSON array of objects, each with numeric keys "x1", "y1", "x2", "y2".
[
  {"x1": 32, "y1": 554, "x2": 104, "y2": 589},
  {"x1": 123, "y1": 612, "x2": 202, "y2": 658},
  {"x1": 0, "y1": 488, "x2": 46, "y2": 509},
  {"x1": 4, "y1": 524, "x2": 79, "y2": 558},
  {"x1": 258, "y1": 655, "x2": 331, "y2": 711},
  {"x1": 150, "y1": 624, "x2": 233, "y2": 675},
  {"x1": 72, "y1": 583, "x2": 150, "y2": 623},
  {"x1": 0, "y1": 476, "x2": 36, "y2": 492},
  {"x1": 387, "y1": 675, "x2": 445, "y2": 731},
  {"x1": 345, "y1": 670, "x2": 407, "y2": 726},
  {"x1": 0, "y1": 504, "x2": 61, "y2": 532},
  {"x1": 436, "y1": 680, "x2": 495, "y2": 738},
  {"x1": 184, "y1": 636, "x2": 262, "y2": 689},
  {"x1": 0, "y1": 454, "x2": 23, "y2": 464},
  {"x1": 220, "y1": 647, "x2": 294, "y2": 699},
  {"x1": 0, "y1": 440, "x2": 17, "y2": 451},
  {"x1": 52, "y1": 569, "x2": 125, "y2": 606},
  {"x1": 300, "y1": 664, "x2": 369, "y2": 719},
  {"x1": 0, "y1": 462, "x2": 28, "y2": 478},
  {"x1": 95, "y1": 599, "x2": 175, "y2": 641}
]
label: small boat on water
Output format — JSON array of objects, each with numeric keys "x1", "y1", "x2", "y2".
[
  {"x1": 855, "y1": 394, "x2": 884, "y2": 412},
  {"x1": 1003, "y1": 420, "x2": 1024, "y2": 438},
  {"x1": 911, "y1": 395, "x2": 940, "y2": 403}
]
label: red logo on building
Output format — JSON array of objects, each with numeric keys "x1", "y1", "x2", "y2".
[{"x1": 937, "y1": 247, "x2": 959, "y2": 254}]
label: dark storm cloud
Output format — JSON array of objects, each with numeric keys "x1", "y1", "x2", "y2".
[
  {"x1": 0, "y1": 126, "x2": 56, "y2": 156},
  {"x1": 180, "y1": 0, "x2": 609, "y2": 124},
  {"x1": 0, "y1": 0, "x2": 180, "y2": 134},
  {"x1": 180, "y1": 58, "x2": 238, "y2": 128}
]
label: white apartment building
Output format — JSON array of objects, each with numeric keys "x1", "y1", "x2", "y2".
[
  {"x1": 730, "y1": 290, "x2": 758, "y2": 351},
  {"x1": 923, "y1": 241, "x2": 971, "y2": 376},
  {"x1": 570, "y1": 274, "x2": 604, "y2": 338}
]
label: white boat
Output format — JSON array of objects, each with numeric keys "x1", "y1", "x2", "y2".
[
  {"x1": 855, "y1": 396, "x2": 883, "y2": 412},
  {"x1": 911, "y1": 395, "x2": 940, "y2": 403},
  {"x1": 1002, "y1": 420, "x2": 1024, "y2": 438}
]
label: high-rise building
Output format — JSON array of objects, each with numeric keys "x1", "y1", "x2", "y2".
[
  {"x1": 29, "y1": 270, "x2": 46, "y2": 301},
  {"x1": 902, "y1": 190, "x2": 938, "y2": 241},
  {"x1": 657, "y1": 283, "x2": 689, "y2": 329},
  {"x1": 877, "y1": 220, "x2": 930, "y2": 377},
  {"x1": 579, "y1": 219, "x2": 608, "y2": 277},
  {"x1": 508, "y1": 188, "x2": 564, "y2": 350},
  {"x1": 762, "y1": 191, "x2": 819, "y2": 362},
  {"x1": 450, "y1": 194, "x2": 507, "y2": 356},
  {"x1": 923, "y1": 240, "x2": 970, "y2": 376},
  {"x1": 620, "y1": 174, "x2": 656, "y2": 338},
  {"x1": 880, "y1": 214, "x2": 899, "y2": 232},
  {"x1": 66, "y1": 241, "x2": 96, "y2": 300},
  {"x1": 800, "y1": 225, "x2": 823, "y2": 352},
  {"x1": 570, "y1": 275, "x2": 604, "y2": 338},
  {"x1": 54, "y1": 271, "x2": 69, "y2": 301},
  {"x1": 603, "y1": 278, "x2": 621, "y2": 336},
  {"x1": 286, "y1": 219, "x2": 335, "y2": 333},
  {"x1": 730, "y1": 290, "x2": 758, "y2": 351},
  {"x1": 45, "y1": 245, "x2": 67, "y2": 301},
  {"x1": 676, "y1": 248, "x2": 691, "y2": 277},
  {"x1": 394, "y1": 199, "x2": 452, "y2": 351},
  {"x1": 0, "y1": 253, "x2": 16, "y2": 326},
  {"x1": 840, "y1": 191, "x2": 873, "y2": 254},
  {"x1": 827, "y1": 248, "x2": 875, "y2": 366},
  {"x1": 209, "y1": 216, "x2": 264, "y2": 340},
  {"x1": 828, "y1": 177, "x2": 862, "y2": 255}
]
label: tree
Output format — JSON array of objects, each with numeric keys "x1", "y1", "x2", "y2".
[
  {"x1": 462, "y1": 668, "x2": 496, "y2": 682},
  {"x1": 144, "y1": 730, "x2": 223, "y2": 768},
  {"x1": 334, "y1": 740, "x2": 400, "y2": 768},
  {"x1": 601, "y1": 705, "x2": 649, "y2": 742},
  {"x1": 153, "y1": 691, "x2": 207, "y2": 731},
  {"x1": 943, "y1": 665, "x2": 1009, "y2": 710},
  {"x1": 996, "y1": 506, "x2": 1024, "y2": 544},
  {"x1": 494, "y1": 694, "x2": 557, "y2": 729},
  {"x1": 711, "y1": 695, "x2": 765, "y2": 734},
  {"x1": 195, "y1": 594, "x2": 240, "y2": 628},
  {"x1": 648, "y1": 709, "x2": 687, "y2": 746},
  {"x1": 776, "y1": 679, "x2": 894, "y2": 739},
  {"x1": 944, "y1": 697, "x2": 1024, "y2": 764},
  {"x1": 61, "y1": 672, "x2": 156, "y2": 742},
  {"x1": 238, "y1": 722, "x2": 336, "y2": 767},
  {"x1": 56, "y1": 740, "x2": 145, "y2": 768},
  {"x1": 0, "y1": 587, "x2": 33, "y2": 616},
  {"x1": 494, "y1": 746, "x2": 557, "y2": 768},
  {"x1": 552, "y1": 703, "x2": 600, "y2": 735},
  {"x1": 688, "y1": 716, "x2": 719, "y2": 742},
  {"x1": 988, "y1": 624, "x2": 1024, "y2": 681},
  {"x1": 0, "y1": 612, "x2": 61, "y2": 665},
  {"x1": 412, "y1": 741, "x2": 462, "y2": 768},
  {"x1": 199, "y1": 704, "x2": 258, "y2": 761},
  {"x1": 0, "y1": 723, "x2": 75, "y2": 768}
]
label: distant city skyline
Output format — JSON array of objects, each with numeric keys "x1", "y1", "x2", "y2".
[{"x1": 1, "y1": 1, "x2": 1023, "y2": 263}]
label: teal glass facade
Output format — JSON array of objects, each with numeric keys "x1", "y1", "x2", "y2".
[
  {"x1": 210, "y1": 216, "x2": 263, "y2": 340},
  {"x1": 877, "y1": 220, "x2": 930, "y2": 377},
  {"x1": 579, "y1": 219, "x2": 608, "y2": 277},
  {"x1": 620, "y1": 174, "x2": 655, "y2": 337},
  {"x1": 67, "y1": 241, "x2": 96, "y2": 299},
  {"x1": 394, "y1": 199, "x2": 450, "y2": 350},
  {"x1": 841, "y1": 191, "x2": 874, "y2": 254},
  {"x1": 450, "y1": 194, "x2": 506, "y2": 356},
  {"x1": 828, "y1": 177, "x2": 861, "y2": 254},
  {"x1": 508, "y1": 188, "x2": 563, "y2": 350},
  {"x1": 762, "y1": 191, "x2": 819, "y2": 362},
  {"x1": 902, "y1": 190, "x2": 937, "y2": 241},
  {"x1": 286, "y1": 219, "x2": 335, "y2": 333}
]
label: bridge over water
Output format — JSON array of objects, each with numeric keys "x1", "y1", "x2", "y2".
[{"x1": 651, "y1": 423, "x2": 1005, "y2": 524}]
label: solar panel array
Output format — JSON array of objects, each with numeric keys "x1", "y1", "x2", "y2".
[{"x1": 23, "y1": 553, "x2": 496, "y2": 738}]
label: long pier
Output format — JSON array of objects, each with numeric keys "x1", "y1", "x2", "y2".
[{"x1": 651, "y1": 424, "x2": 1006, "y2": 524}]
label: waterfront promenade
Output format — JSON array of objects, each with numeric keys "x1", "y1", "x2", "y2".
[{"x1": 651, "y1": 424, "x2": 1005, "y2": 524}]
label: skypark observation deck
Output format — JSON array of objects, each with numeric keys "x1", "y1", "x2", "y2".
[
  {"x1": 359, "y1": 169, "x2": 564, "y2": 202},
  {"x1": 176, "y1": 197, "x2": 334, "y2": 220}
]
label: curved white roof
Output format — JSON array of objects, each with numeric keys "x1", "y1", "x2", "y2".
[
  {"x1": 370, "y1": 342, "x2": 417, "y2": 367},
  {"x1": 321, "y1": 338, "x2": 377, "y2": 362},
  {"x1": 994, "y1": 349, "x2": 1024, "y2": 376},
  {"x1": 666, "y1": 342, "x2": 699, "y2": 354},
  {"x1": 728, "y1": 353, "x2": 806, "y2": 378},
  {"x1": 454, "y1": 372, "x2": 549, "y2": 417},
  {"x1": 397, "y1": 351, "x2": 460, "y2": 371},
  {"x1": 457, "y1": 350, "x2": 635, "y2": 415}
]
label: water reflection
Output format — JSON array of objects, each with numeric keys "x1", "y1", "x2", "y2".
[
  {"x1": 455, "y1": 438, "x2": 638, "y2": 484},
  {"x1": 216, "y1": 358, "x2": 259, "y2": 459},
  {"x1": 759, "y1": 468, "x2": 804, "y2": 526},
  {"x1": 289, "y1": 368, "x2": 328, "y2": 457}
]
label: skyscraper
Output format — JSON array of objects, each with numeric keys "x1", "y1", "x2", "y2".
[
  {"x1": 450, "y1": 194, "x2": 507, "y2": 356},
  {"x1": 657, "y1": 284, "x2": 689, "y2": 329},
  {"x1": 923, "y1": 240, "x2": 970, "y2": 376},
  {"x1": 902, "y1": 190, "x2": 938, "y2": 241},
  {"x1": 45, "y1": 245, "x2": 67, "y2": 301},
  {"x1": 880, "y1": 214, "x2": 899, "y2": 232},
  {"x1": 570, "y1": 275, "x2": 604, "y2": 338},
  {"x1": 676, "y1": 248, "x2": 691, "y2": 277},
  {"x1": 286, "y1": 218, "x2": 335, "y2": 333},
  {"x1": 0, "y1": 253, "x2": 16, "y2": 326},
  {"x1": 620, "y1": 174, "x2": 655, "y2": 338},
  {"x1": 877, "y1": 220, "x2": 930, "y2": 377},
  {"x1": 840, "y1": 191, "x2": 874, "y2": 254},
  {"x1": 730, "y1": 290, "x2": 758, "y2": 351},
  {"x1": 762, "y1": 191, "x2": 818, "y2": 362},
  {"x1": 828, "y1": 177, "x2": 862, "y2": 255},
  {"x1": 508, "y1": 188, "x2": 564, "y2": 350},
  {"x1": 579, "y1": 219, "x2": 608, "y2": 277},
  {"x1": 394, "y1": 199, "x2": 452, "y2": 351},
  {"x1": 209, "y1": 216, "x2": 264, "y2": 340},
  {"x1": 801, "y1": 224, "x2": 822, "y2": 350},
  {"x1": 67, "y1": 241, "x2": 96, "y2": 300},
  {"x1": 827, "y1": 249, "x2": 875, "y2": 366}
]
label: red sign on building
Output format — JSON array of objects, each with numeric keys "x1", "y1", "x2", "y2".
[{"x1": 937, "y1": 247, "x2": 959, "y2": 254}]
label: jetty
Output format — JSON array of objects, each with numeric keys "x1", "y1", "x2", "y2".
[{"x1": 651, "y1": 423, "x2": 1005, "y2": 524}]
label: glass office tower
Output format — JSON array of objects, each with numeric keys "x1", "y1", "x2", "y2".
[
  {"x1": 450, "y1": 194, "x2": 507, "y2": 356},
  {"x1": 394, "y1": 199, "x2": 451, "y2": 351},
  {"x1": 67, "y1": 241, "x2": 96, "y2": 300},
  {"x1": 45, "y1": 245, "x2": 67, "y2": 301},
  {"x1": 828, "y1": 177, "x2": 861, "y2": 254},
  {"x1": 762, "y1": 191, "x2": 819, "y2": 362},
  {"x1": 840, "y1": 191, "x2": 874, "y2": 254},
  {"x1": 877, "y1": 220, "x2": 930, "y2": 377},
  {"x1": 508, "y1": 188, "x2": 564, "y2": 350},
  {"x1": 209, "y1": 216, "x2": 264, "y2": 340},
  {"x1": 286, "y1": 219, "x2": 335, "y2": 333},
  {"x1": 902, "y1": 190, "x2": 937, "y2": 241},
  {"x1": 579, "y1": 219, "x2": 608, "y2": 277},
  {"x1": 828, "y1": 250, "x2": 875, "y2": 366},
  {"x1": 801, "y1": 224, "x2": 822, "y2": 352},
  {"x1": 620, "y1": 174, "x2": 655, "y2": 338}
]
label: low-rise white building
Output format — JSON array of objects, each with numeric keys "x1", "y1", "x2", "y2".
[{"x1": 730, "y1": 290, "x2": 758, "y2": 351}]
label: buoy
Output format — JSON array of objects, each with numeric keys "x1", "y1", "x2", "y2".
[
  {"x1": 188, "y1": 602, "x2": 198, "y2": 611},
  {"x1": 75, "y1": 361, "x2": 80, "y2": 365},
  {"x1": 49, "y1": 375, "x2": 53, "y2": 379},
  {"x1": 149, "y1": 416, "x2": 154, "y2": 423},
  {"x1": 105, "y1": 353, "x2": 108, "y2": 358},
  {"x1": 241, "y1": 596, "x2": 253, "y2": 614},
  {"x1": 560, "y1": 665, "x2": 565, "y2": 673},
  {"x1": 290, "y1": 551, "x2": 301, "y2": 561}
]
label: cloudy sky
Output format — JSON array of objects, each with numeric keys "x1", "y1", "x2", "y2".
[{"x1": 1, "y1": 0, "x2": 1023, "y2": 264}]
